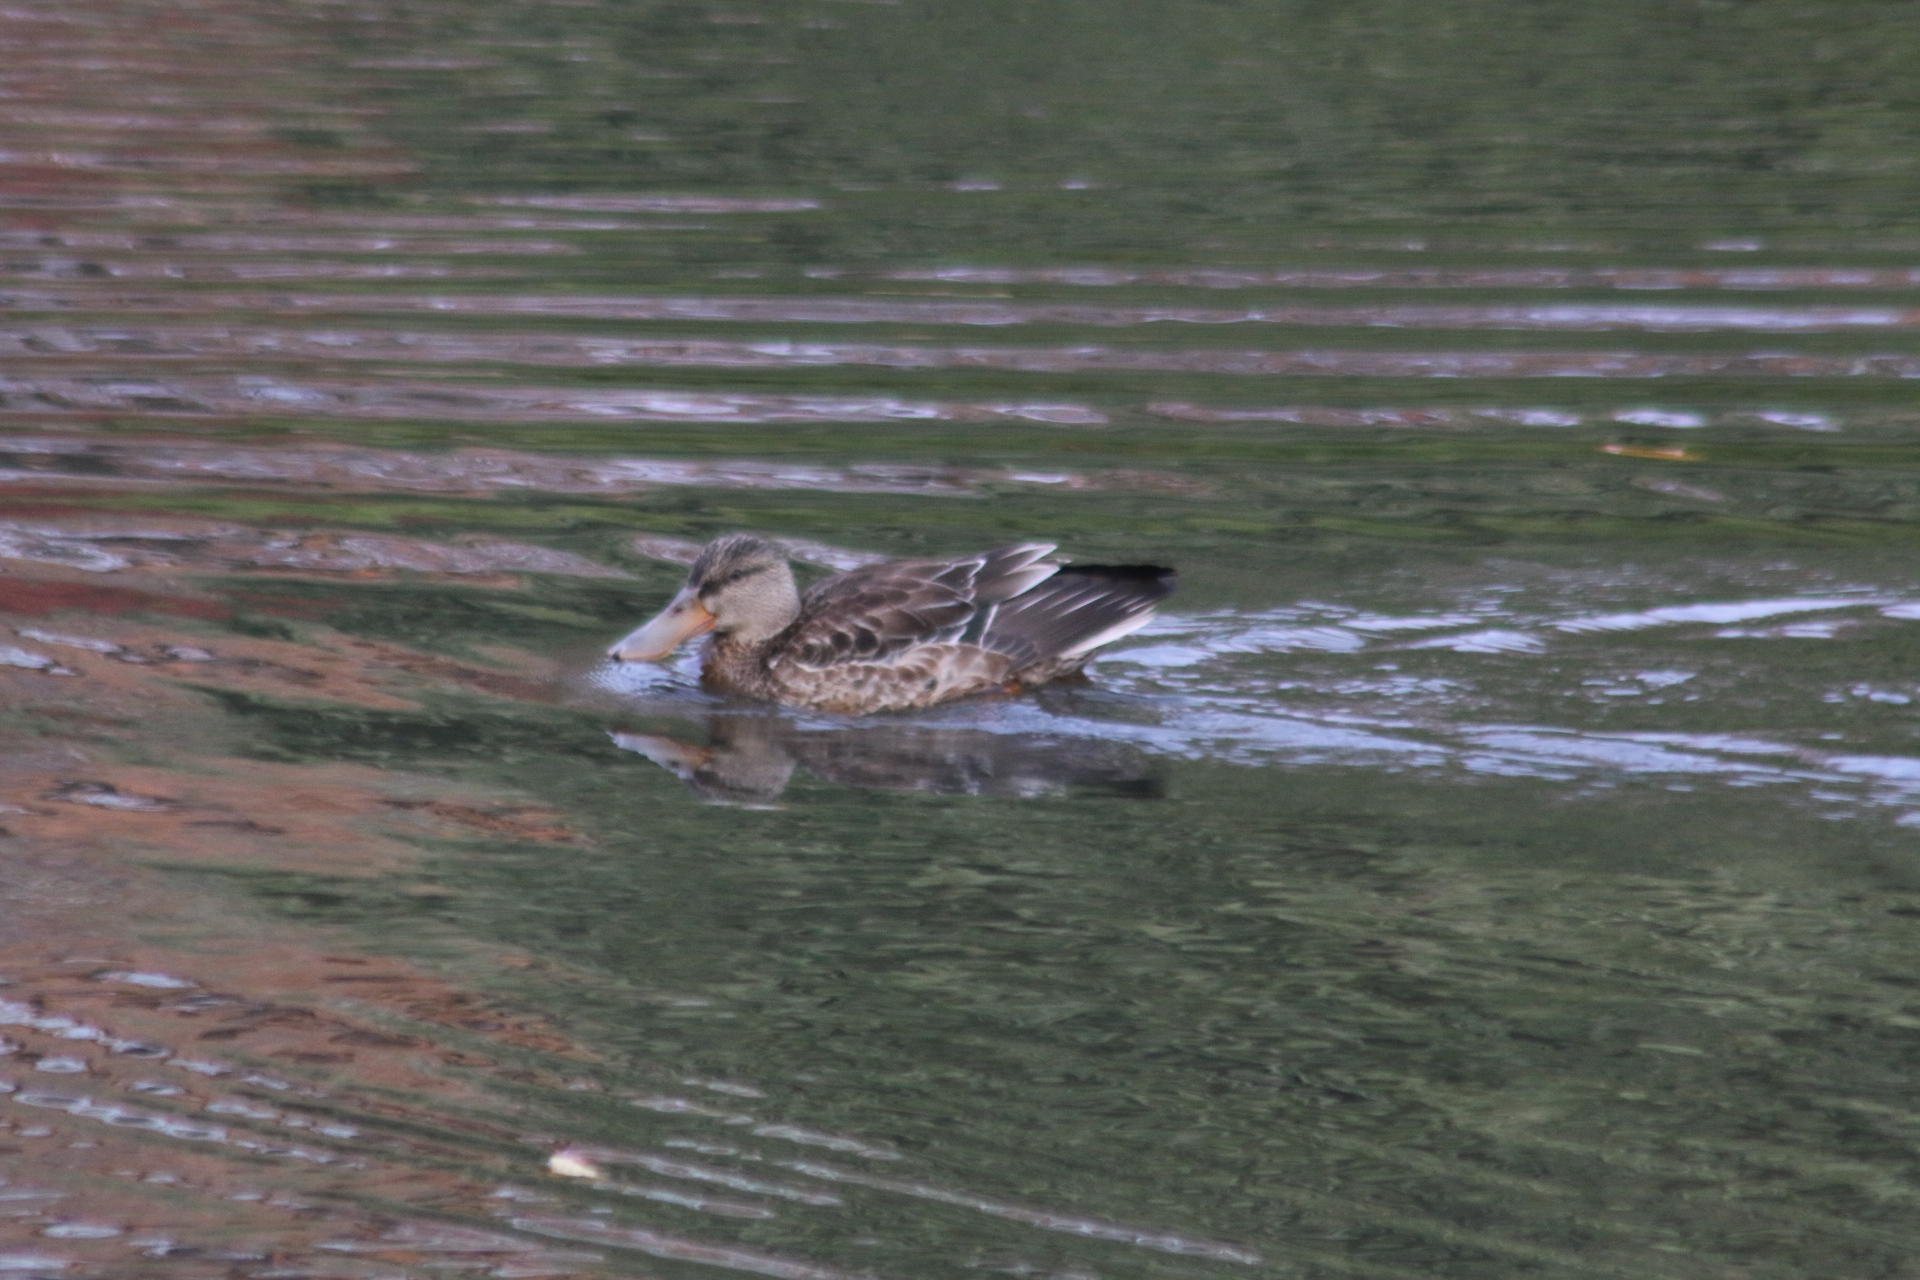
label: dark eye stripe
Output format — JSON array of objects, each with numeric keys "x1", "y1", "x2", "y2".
[{"x1": 700, "y1": 562, "x2": 769, "y2": 590}]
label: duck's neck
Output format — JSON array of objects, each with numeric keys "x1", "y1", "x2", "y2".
[
  {"x1": 702, "y1": 631, "x2": 782, "y2": 694},
  {"x1": 702, "y1": 562, "x2": 800, "y2": 691}
]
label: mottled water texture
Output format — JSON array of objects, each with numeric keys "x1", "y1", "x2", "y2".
[{"x1": 5, "y1": 1, "x2": 1920, "y2": 1278}]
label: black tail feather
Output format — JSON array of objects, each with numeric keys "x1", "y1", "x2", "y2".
[{"x1": 979, "y1": 563, "x2": 1176, "y2": 670}]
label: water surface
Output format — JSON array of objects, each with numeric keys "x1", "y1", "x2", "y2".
[{"x1": 5, "y1": 2, "x2": 1920, "y2": 1277}]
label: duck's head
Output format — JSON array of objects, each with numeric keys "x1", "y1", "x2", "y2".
[{"x1": 608, "y1": 533, "x2": 801, "y2": 662}]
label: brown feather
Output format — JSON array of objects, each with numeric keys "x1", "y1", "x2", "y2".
[
  {"x1": 781, "y1": 543, "x2": 1059, "y2": 670},
  {"x1": 619, "y1": 536, "x2": 1174, "y2": 713}
]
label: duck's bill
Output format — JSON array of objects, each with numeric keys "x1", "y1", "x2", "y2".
[{"x1": 608, "y1": 590, "x2": 715, "y2": 662}]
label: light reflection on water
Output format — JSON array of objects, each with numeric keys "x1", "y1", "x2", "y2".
[
  {"x1": 593, "y1": 578, "x2": 1920, "y2": 822},
  {"x1": 5, "y1": 0, "x2": 1920, "y2": 1276}
]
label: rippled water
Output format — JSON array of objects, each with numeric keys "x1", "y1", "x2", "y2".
[{"x1": 5, "y1": 1, "x2": 1920, "y2": 1277}]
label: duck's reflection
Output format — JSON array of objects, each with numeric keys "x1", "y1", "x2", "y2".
[{"x1": 610, "y1": 712, "x2": 1164, "y2": 804}]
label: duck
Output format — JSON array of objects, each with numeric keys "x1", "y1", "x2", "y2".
[{"x1": 607, "y1": 534, "x2": 1175, "y2": 714}]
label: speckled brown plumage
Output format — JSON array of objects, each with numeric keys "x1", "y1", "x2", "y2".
[{"x1": 609, "y1": 534, "x2": 1175, "y2": 714}]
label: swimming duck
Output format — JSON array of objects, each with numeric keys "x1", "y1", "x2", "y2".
[{"x1": 607, "y1": 534, "x2": 1175, "y2": 714}]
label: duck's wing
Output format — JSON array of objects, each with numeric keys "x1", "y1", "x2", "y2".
[
  {"x1": 778, "y1": 542, "x2": 1059, "y2": 670},
  {"x1": 980, "y1": 563, "x2": 1177, "y2": 671}
]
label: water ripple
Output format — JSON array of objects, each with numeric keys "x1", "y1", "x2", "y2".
[
  {"x1": 7, "y1": 288, "x2": 1918, "y2": 332},
  {"x1": 6, "y1": 325, "x2": 1918, "y2": 380},
  {"x1": 829, "y1": 264, "x2": 1920, "y2": 291}
]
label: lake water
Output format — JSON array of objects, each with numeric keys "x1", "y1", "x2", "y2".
[{"x1": 4, "y1": 1, "x2": 1920, "y2": 1276}]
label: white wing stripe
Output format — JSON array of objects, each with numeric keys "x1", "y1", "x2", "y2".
[{"x1": 1057, "y1": 610, "x2": 1157, "y2": 658}]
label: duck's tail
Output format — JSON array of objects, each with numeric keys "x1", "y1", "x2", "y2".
[{"x1": 975, "y1": 562, "x2": 1176, "y2": 673}]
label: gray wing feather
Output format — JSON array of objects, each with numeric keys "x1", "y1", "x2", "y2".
[
  {"x1": 979, "y1": 564, "x2": 1177, "y2": 670},
  {"x1": 781, "y1": 543, "x2": 1060, "y2": 670}
]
